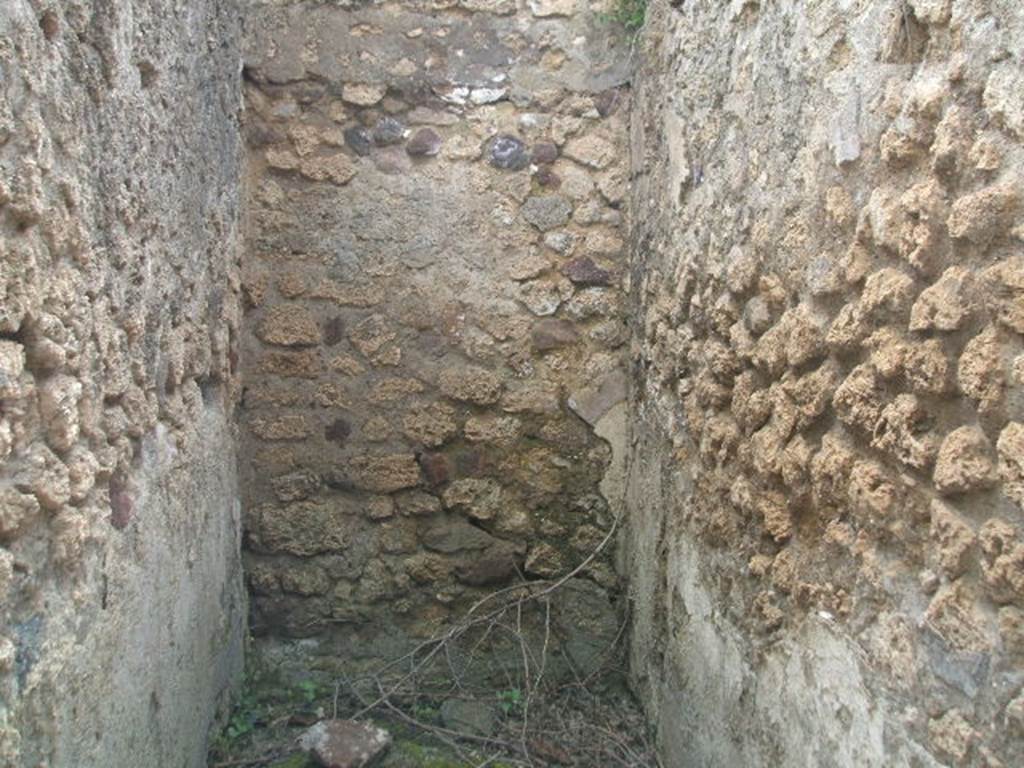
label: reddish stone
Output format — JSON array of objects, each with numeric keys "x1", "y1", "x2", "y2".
[
  {"x1": 531, "y1": 319, "x2": 579, "y2": 351},
  {"x1": 299, "y1": 719, "x2": 391, "y2": 768},
  {"x1": 534, "y1": 167, "x2": 561, "y2": 189},
  {"x1": 109, "y1": 489, "x2": 133, "y2": 530},
  {"x1": 532, "y1": 142, "x2": 559, "y2": 164},
  {"x1": 406, "y1": 128, "x2": 442, "y2": 157},
  {"x1": 108, "y1": 475, "x2": 133, "y2": 528},
  {"x1": 418, "y1": 452, "x2": 450, "y2": 486},
  {"x1": 561, "y1": 256, "x2": 613, "y2": 286}
]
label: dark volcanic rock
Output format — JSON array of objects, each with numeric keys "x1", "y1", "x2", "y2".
[
  {"x1": 562, "y1": 256, "x2": 613, "y2": 286},
  {"x1": 456, "y1": 545, "x2": 518, "y2": 586},
  {"x1": 325, "y1": 418, "x2": 352, "y2": 446},
  {"x1": 372, "y1": 116, "x2": 405, "y2": 146},
  {"x1": 532, "y1": 141, "x2": 559, "y2": 164},
  {"x1": 534, "y1": 167, "x2": 561, "y2": 188},
  {"x1": 343, "y1": 126, "x2": 373, "y2": 156},
  {"x1": 406, "y1": 127, "x2": 442, "y2": 157},
  {"x1": 489, "y1": 134, "x2": 530, "y2": 170}
]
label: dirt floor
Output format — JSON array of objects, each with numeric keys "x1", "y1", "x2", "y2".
[
  {"x1": 207, "y1": 665, "x2": 657, "y2": 767},
  {"x1": 207, "y1": 613, "x2": 659, "y2": 768}
]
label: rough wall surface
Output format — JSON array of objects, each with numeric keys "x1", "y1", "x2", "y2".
[
  {"x1": 628, "y1": 0, "x2": 1024, "y2": 766},
  {"x1": 239, "y1": 0, "x2": 632, "y2": 671},
  {"x1": 0, "y1": 2, "x2": 246, "y2": 766}
]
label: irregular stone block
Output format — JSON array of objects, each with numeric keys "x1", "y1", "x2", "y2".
[
  {"x1": 343, "y1": 126, "x2": 373, "y2": 156},
  {"x1": 531, "y1": 318, "x2": 579, "y2": 351},
  {"x1": 299, "y1": 719, "x2": 391, "y2": 768},
  {"x1": 997, "y1": 422, "x2": 1024, "y2": 507},
  {"x1": 439, "y1": 366, "x2": 502, "y2": 404},
  {"x1": 421, "y1": 517, "x2": 499, "y2": 553},
  {"x1": 521, "y1": 195, "x2": 572, "y2": 231},
  {"x1": 524, "y1": 542, "x2": 566, "y2": 577},
  {"x1": 405, "y1": 127, "x2": 442, "y2": 157},
  {"x1": 258, "y1": 305, "x2": 322, "y2": 347},
  {"x1": 948, "y1": 183, "x2": 1018, "y2": 247},
  {"x1": 0, "y1": 489, "x2": 40, "y2": 540},
  {"x1": 402, "y1": 402, "x2": 457, "y2": 447},
  {"x1": 909, "y1": 266, "x2": 973, "y2": 331},
  {"x1": 455, "y1": 545, "x2": 518, "y2": 586},
  {"x1": 254, "y1": 500, "x2": 352, "y2": 556},
  {"x1": 933, "y1": 426, "x2": 997, "y2": 495},
  {"x1": 930, "y1": 500, "x2": 975, "y2": 578},
  {"x1": 341, "y1": 83, "x2": 387, "y2": 106},
  {"x1": 464, "y1": 415, "x2": 520, "y2": 444},
  {"x1": 488, "y1": 134, "x2": 530, "y2": 170},
  {"x1": 501, "y1": 381, "x2": 562, "y2": 414},
  {"x1": 561, "y1": 255, "x2": 613, "y2": 286},
  {"x1": 0, "y1": 341, "x2": 26, "y2": 399},
  {"x1": 958, "y1": 325, "x2": 1004, "y2": 411},
  {"x1": 371, "y1": 116, "x2": 405, "y2": 146},
  {"x1": 442, "y1": 478, "x2": 502, "y2": 520},
  {"x1": 568, "y1": 369, "x2": 627, "y2": 426},
  {"x1": 38, "y1": 374, "x2": 82, "y2": 453},
  {"x1": 299, "y1": 153, "x2": 357, "y2": 186},
  {"x1": 563, "y1": 133, "x2": 616, "y2": 169},
  {"x1": 395, "y1": 491, "x2": 441, "y2": 517},
  {"x1": 347, "y1": 454, "x2": 421, "y2": 493},
  {"x1": 250, "y1": 414, "x2": 311, "y2": 441},
  {"x1": 271, "y1": 470, "x2": 321, "y2": 502},
  {"x1": 979, "y1": 518, "x2": 1024, "y2": 603},
  {"x1": 981, "y1": 256, "x2": 1024, "y2": 333}
]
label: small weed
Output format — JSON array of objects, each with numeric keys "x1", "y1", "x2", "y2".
[
  {"x1": 496, "y1": 688, "x2": 523, "y2": 717},
  {"x1": 601, "y1": 0, "x2": 647, "y2": 34},
  {"x1": 412, "y1": 701, "x2": 440, "y2": 723},
  {"x1": 209, "y1": 670, "x2": 327, "y2": 760},
  {"x1": 296, "y1": 679, "x2": 321, "y2": 706},
  {"x1": 225, "y1": 710, "x2": 256, "y2": 740}
]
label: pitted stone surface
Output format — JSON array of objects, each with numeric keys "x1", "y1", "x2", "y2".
[
  {"x1": 0, "y1": 2, "x2": 246, "y2": 766},
  {"x1": 625, "y1": 2, "x2": 1024, "y2": 767},
  {"x1": 239, "y1": 0, "x2": 630, "y2": 686},
  {"x1": 299, "y1": 720, "x2": 392, "y2": 768}
]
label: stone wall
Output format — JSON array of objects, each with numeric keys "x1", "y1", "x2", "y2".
[
  {"x1": 0, "y1": 1, "x2": 246, "y2": 766},
  {"x1": 238, "y1": 0, "x2": 632, "y2": 671},
  {"x1": 626, "y1": 0, "x2": 1024, "y2": 765}
]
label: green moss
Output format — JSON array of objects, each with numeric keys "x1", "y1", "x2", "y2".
[
  {"x1": 268, "y1": 754, "x2": 316, "y2": 768},
  {"x1": 389, "y1": 739, "x2": 513, "y2": 768}
]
